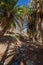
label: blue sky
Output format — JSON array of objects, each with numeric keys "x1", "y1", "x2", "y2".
[{"x1": 17, "y1": 0, "x2": 30, "y2": 6}]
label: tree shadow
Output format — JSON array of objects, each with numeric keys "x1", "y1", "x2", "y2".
[
  {"x1": 0, "y1": 36, "x2": 17, "y2": 44},
  {"x1": 0, "y1": 36, "x2": 17, "y2": 65},
  {"x1": 0, "y1": 43, "x2": 10, "y2": 65},
  {"x1": 0, "y1": 35, "x2": 24, "y2": 65},
  {"x1": 0, "y1": 35, "x2": 43, "y2": 65}
]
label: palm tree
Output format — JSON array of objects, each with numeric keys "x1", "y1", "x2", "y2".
[
  {"x1": 27, "y1": 10, "x2": 37, "y2": 41},
  {"x1": 33, "y1": 0, "x2": 43, "y2": 43},
  {"x1": 0, "y1": 0, "x2": 24, "y2": 37},
  {"x1": 24, "y1": 2, "x2": 37, "y2": 41}
]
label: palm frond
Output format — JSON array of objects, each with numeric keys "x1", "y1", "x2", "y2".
[
  {"x1": 14, "y1": 18, "x2": 22, "y2": 28},
  {"x1": 11, "y1": 21, "x2": 16, "y2": 29}
]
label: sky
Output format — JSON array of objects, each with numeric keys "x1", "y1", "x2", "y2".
[{"x1": 17, "y1": 0, "x2": 30, "y2": 6}]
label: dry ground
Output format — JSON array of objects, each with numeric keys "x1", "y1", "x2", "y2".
[{"x1": 0, "y1": 36, "x2": 43, "y2": 65}]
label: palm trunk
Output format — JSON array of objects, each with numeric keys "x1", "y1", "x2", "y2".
[
  {"x1": 0, "y1": 26, "x2": 8, "y2": 37},
  {"x1": 0, "y1": 13, "x2": 11, "y2": 38},
  {"x1": 33, "y1": 0, "x2": 42, "y2": 43},
  {"x1": 40, "y1": 19, "x2": 43, "y2": 43}
]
